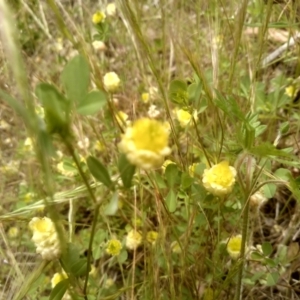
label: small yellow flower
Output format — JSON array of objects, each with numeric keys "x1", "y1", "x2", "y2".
[
  {"x1": 106, "y1": 3, "x2": 116, "y2": 16},
  {"x1": 188, "y1": 163, "x2": 200, "y2": 177},
  {"x1": 132, "y1": 217, "x2": 142, "y2": 227},
  {"x1": 116, "y1": 111, "x2": 129, "y2": 128},
  {"x1": 51, "y1": 272, "x2": 71, "y2": 300},
  {"x1": 104, "y1": 278, "x2": 115, "y2": 289},
  {"x1": 51, "y1": 272, "x2": 68, "y2": 288},
  {"x1": 285, "y1": 85, "x2": 295, "y2": 97},
  {"x1": 8, "y1": 227, "x2": 19, "y2": 238},
  {"x1": 202, "y1": 161, "x2": 236, "y2": 196},
  {"x1": 249, "y1": 191, "x2": 267, "y2": 207},
  {"x1": 23, "y1": 192, "x2": 34, "y2": 203},
  {"x1": 171, "y1": 241, "x2": 182, "y2": 253},
  {"x1": 227, "y1": 235, "x2": 242, "y2": 260},
  {"x1": 92, "y1": 40, "x2": 106, "y2": 52},
  {"x1": 24, "y1": 137, "x2": 33, "y2": 152},
  {"x1": 92, "y1": 11, "x2": 106, "y2": 24},
  {"x1": 103, "y1": 72, "x2": 121, "y2": 92},
  {"x1": 89, "y1": 265, "x2": 97, "y2": 277},
  {"x1": 94, "y1": 140, "x2": 105, "y2": 152},
  {"x1": 106, "y1": 239, "x2": 122, "y2": 256},
  {"x1": 146, "y1": 231, "x2": 158, "y2": 245},
  {"x1": 141, "y1": 92, "x2": 150, "y2": 103},
  {"x1": 126, "y1": 230, "x2": 142, "y2": 250},
  {"x1": 119, "y1": 118, "x2": 171, "y2": 170},
  {"x1": 29, "y1": 217, "x2": 61, "y2": 260},
  {"x1": 35, "y1": 105, "x2": 45, "y2": 118},
  {"x1": 175, "y1": 108, "x2": 197, "y2": 128}
]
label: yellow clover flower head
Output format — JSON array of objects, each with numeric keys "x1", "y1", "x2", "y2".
[
  {"x1": 29, "y1": 217, "x2": 61, "y2": 260},
  {"x1": 8, "y1": 227, "x2": 19, "y2": 238},
  {"x1": 106, "y1": 3, "x2": 116, "y2": 17},
  {"x1": 285, "y1": 85, "x2": 295, "y2": 98},
  {"x1": 106, "y1": 239, "x2": 122, "y2": 256},
  {"x1": 126, "y1": 229, "x2": 142, "y2": 250},
  {"x1": 103, "y1": 72, "x2": 121, "y2": 92},
  {"x1": 51, "y1": 272, "x2": 68, "y2": 288},
  {"x1": 202, "y1": 161, "x2": 236, "y2": 196},
  {"x1": 141, "y1": 92, "x2": 150, "y2": 103},
  {"x1": 171, "y1": 241, "x2": 182, "y2": 254},
  {"x1": 104, "y1": 278, "x2": 115, "y2": 289},
  {"x1": 92, "y1": 40, "x2": 106, "y2": 52},
  {"x1": 250, "y1": 191, "x2": 267, "y2": 207},
  {"x1": 188, "y1": 162, "x2": 200, "y2": 177},
  {"x1": 119, "y1": 118, "x2": 171, "y2": 170},
  {"x1": 146, "y1": 231, "x2": 158, "y2": 245},
  {"x1": 24, "y1": 137, "x2": 34, "y2": 152},
  {"x1": 92, "y1": 11, "x2": 106, "y2": 24},
  {"x1": 116, "y1": 111, "x2": 130, "y2": 128},
  {"x1": 175, "y1": 108, "x2": 198, "y2": 128},
  {"x1": 51, "y1": 272, "x2": 70, "y2": 300},
  {"x1": 227, "y1": 234, "x2": 242, "y2": 260}
]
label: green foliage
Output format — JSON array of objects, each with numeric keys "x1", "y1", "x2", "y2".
[
  {"x1": 61, "y1": 243, "x2": 90, "y2": 277},
  {"x1": 104, "y1": 191, "x2": 119, "y2": 215},
  {"x1": 77, "y1": 90, "x2": 107, "y2": 115},
  {"x1": 61, "y1": 55, "x2": 90, "y2": 104},
  {"x1": 35, "y1": 83, "x2": 70, "y2": 136},
  {"x1": 168, "y1": 80, "x2": 188, "y2": 106},
  {"x1": 87, "y1": 156, "x2": 113, "y2": 189},
  {"x1": 118, "y1": 154, "x2": 136, "y2": 188},
  {"x1": 165, "y1": 189, "x2": 177, "y2": 213},
  {"x1": 2, "y1": 0, "x2": 300, "y2": 299},
  {"x1": 49, "y1": 280, "x2": 69, "y2": 300}
]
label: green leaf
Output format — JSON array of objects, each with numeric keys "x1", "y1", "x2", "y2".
[
  {"x1": 77, "y1": 90, "x2": 107, "y2": 115},
  {"x1": 198, "y1": 98, "x2": 208, "y2": 114},
  {"x1": 168, "y1": 79, "x2": 188, "y2": 105},
  {"x1": 61, "y1": 54, "x2": 90, "y2": 104},
  {"x1": 214, "y1": 90, "x2": 245, "y2": 121},
  {"x1": 181, "y1": 173, "x2": 194, "y2": 189},
  {"x1": 49, "y1": 279, "x2": 69, "y2": 300},
  {"x1": 250, "y1": 143, "x2": 293, "y2": 158},
  {"x1": 262, "y1": 242, "x2": 272, "y2": 256},
  {"x1": 264, "y1": 257, "x2": 278, "y2": 268},
  {"x1": 35, "y1": 83, "x2": 70, "y2": 135},
  {"x1": 289, "y1": 175, "x2": 300, "y2": 202},
  {"x1": 87, "y1": 156, "x2": 113, "y2": 188},
  {"x1": 70, "y1": 258, "x2": 90, "y2": 277},
  {"x1": 266, "y1": 272, "x2": 280, "y2": 286},
  {"x1": 187, "y1": 82, "x2": 202, "y2": 104},
  {"x1": 165, "y1": 164, "x2": 179, "y2": 187},
  {"x1": 151, "y1": 173, "x2": 166, "y2": 189},
  {"x1": 251, "y1": 271, "x2": 266, "y2": 282},
  {"x1": 118, "y1": 249, "x2": 128, "y2": 264},
  {"x1": 37, "y1": 130, "x2": 55, "y2": 156},
  {"x1": 61, "y1": 243, "x2": 80, "y2": 272},
  {"x1": 274, "y1": 168, "x2": 291, "y2": 182},
  {"x1": 166, "y1": 189, "x2": 177, "y2": 213},
  {"x1": 262, "y1": 183, "x2": 276, "y2": 198},
  {"x1": 104, "y1": 192, "x2": 119, "y2": 216},
  {"x1": 118, "y1": 154, "x2": 136, "y2": 188}
]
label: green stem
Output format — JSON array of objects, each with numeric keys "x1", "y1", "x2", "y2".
[{"x1": 235, "y1": 199, "x2": 250, "y2": 300}]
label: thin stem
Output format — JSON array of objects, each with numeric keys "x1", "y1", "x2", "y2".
[{"x1": 235, "y1": 199, "x2": 250, "y2": 300}]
